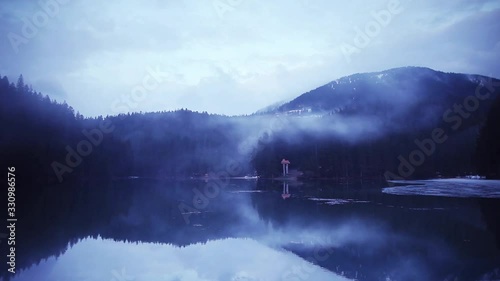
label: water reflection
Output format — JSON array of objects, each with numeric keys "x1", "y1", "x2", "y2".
[
  {"x1": 281, "y1": 182, "x2": 290, "y2": 200},
  {"x1": 3, "y1": 179, "x2": 500, "y2": 281},
  {"x1": 12, "y1": 237, "x2": 349, "y2": 281}
]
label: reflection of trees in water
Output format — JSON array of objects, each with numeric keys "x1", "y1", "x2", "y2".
[
  {"x1": 3, "y1": 179, "x2": 251, "y2": 280},
  {"x1": 249, "y1": 181, "x2": 500, "y2": 281},
  {"x1": 5, "y1": 179, "x2": 500, "y2": 281},
  {"x1": 479, "y1": 198, "x2": 500, "y2": 250},
  {"x1": 2, "y1": 180, "x2": 133, "y2": 279}
]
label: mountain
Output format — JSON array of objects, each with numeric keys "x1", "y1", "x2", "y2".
[
  {"x1": 254, "y1": 99, "x2": 288, "y2": 114},
  {"x1": 2, "y1": 67, "x2": 499, "y2": 183},
  {"x1": 250, "y1": 67, "x2": 500, "y2": 179},
  {"x1": 264, "y1": 66, "x2": 499, "y2": 133}
]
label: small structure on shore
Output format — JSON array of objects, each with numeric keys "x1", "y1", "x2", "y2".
[{"x1": 281, "y1": 159, "x2": 290, "y2": 176}]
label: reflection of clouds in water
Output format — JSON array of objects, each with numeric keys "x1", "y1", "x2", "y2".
[
  {"x1": 228, "y1": 195, "x2": 386, "y2": 249},
  {"x1": 231, "y1": 271, "x2": 261, "y2": 281},
  {"x1": 259, "y1": 220, "x2": 388, "y2": 250},
  {"x1": 227, "y1": 195, "x2": 461, "y2": 280},
  {"x1": 11, "y1": 237, "x2": 350, "y2": 281},
  {"x1": 479, "y1": 268, "x2": 500, "y2": 280}
]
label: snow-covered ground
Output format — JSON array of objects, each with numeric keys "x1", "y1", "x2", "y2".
[
  {"x1": 12, "y1": 237, "x2": 351, "y2": 281},
  {"x1": 383, "y1": 179, "x2": 500, "y2": 198}
]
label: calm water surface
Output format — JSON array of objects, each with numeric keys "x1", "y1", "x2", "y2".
[{"x1": 5, "y1": 179, "x2": 500, "y2": 281}]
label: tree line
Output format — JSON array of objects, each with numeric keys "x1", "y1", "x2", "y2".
[{"x1": 1, "y1": 74, "x2": 498, "y2": 184}]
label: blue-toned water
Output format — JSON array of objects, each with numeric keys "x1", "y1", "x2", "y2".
[{"x1": 5, "y1": 179, "x2": 500, "y2": 281}]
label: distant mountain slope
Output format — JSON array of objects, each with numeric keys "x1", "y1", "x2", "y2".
[
  {"x1": 251, "y1": 67, "x2": 500, "y2": 179},
  {"x1": 3, "y1": 67, "x2": 499, "y2": 183},
  {"x1": 254, "y1": 99, "x2": 288, "y2": 114},
  {"x1": 268, "y1": 67, "x2": 499, "y2": 133}
]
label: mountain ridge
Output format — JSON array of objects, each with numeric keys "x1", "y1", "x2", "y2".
[{"x1": 259, "y1": 66, "x2": 496, "y2": 113}]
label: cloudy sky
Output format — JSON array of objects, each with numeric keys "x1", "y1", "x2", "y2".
[{"x1": 1, "y1": 0, "x2": 499, "y2": 116}]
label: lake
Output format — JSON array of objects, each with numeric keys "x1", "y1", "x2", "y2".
[{"x1": 5, "y1": 178, "x2": 500, "y2": 281}]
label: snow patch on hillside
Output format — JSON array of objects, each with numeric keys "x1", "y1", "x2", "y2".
[{"x1": 383, "y1": 179, "x2": 500, "y2": 198}]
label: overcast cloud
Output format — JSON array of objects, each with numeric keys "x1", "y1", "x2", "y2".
[{"x1": 1, "y1": 0, "x2": 499, "y2": 116}]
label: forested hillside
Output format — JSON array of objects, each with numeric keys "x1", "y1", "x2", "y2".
[{"x1": 1, "y1": 67, "x2": 499, "y2": 183}]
